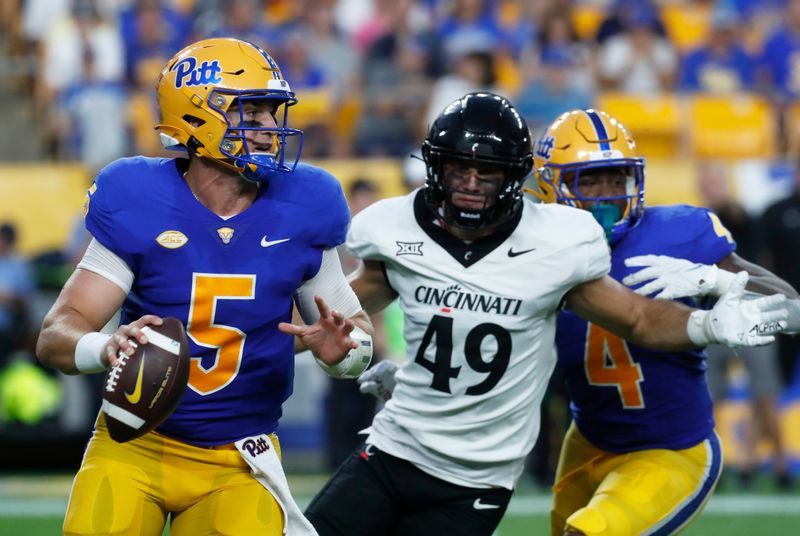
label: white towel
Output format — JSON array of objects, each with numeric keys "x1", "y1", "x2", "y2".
[{"x1": 235, "y1": 434, "x2": 318, "y2": 536}]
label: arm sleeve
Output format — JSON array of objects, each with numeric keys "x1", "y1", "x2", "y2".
[
  {"x1": 295, "y1": 248, "x2": 362, "y2": 324},
  {"x1": 76, "y1": 238, "x2": 134, "y2": 294}
]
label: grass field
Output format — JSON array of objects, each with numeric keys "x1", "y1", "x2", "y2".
[{"x1": 1, "y1": 474, "x2": 798, "y2": 535}]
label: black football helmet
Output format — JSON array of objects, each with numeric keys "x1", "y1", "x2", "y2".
[{"x1": 421, "y1": 92, "x2": 533, "y2": 228}]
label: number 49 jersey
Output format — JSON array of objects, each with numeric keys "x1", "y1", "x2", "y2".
[
  {"x1": 84, "y1": 156, "x2": 349, "y2": 446},
  {"x1": 346, "y1": 190, "x2": 611, "y2": 490},
  {"x1": 556, "y1": 204, "x2": 737, "y2": 453}
]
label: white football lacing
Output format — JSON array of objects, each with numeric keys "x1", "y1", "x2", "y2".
[{"x1": 104, "y1": 340, "x2": 137, "y2": 392}]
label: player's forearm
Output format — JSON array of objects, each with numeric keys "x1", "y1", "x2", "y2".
[
  {"x1": 720, "y1": 255, "x2": 799, "y2": 299},
  {"x1": 625, "y1": 298, "x2": 698, "y2": 351},
  {"x1": 567, "y1": 277, "x2": 700, "y2": 351},
  {"x1": 36, "y1": 307, "x2": 96, "y2": 375},
  {"x1": 744, "y1": 272, "x2": 798, "y2": 299},
  {"x1": 348, "y1": 260, "x2": 398, "y2": 316}
]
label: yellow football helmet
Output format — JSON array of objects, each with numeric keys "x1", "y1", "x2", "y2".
[
  {"x1": 156, "y1": 37, "x2": 302, "y2": 181},
  {"x1": 533, "y1": 109, "x2": 645, "y2": 243}
]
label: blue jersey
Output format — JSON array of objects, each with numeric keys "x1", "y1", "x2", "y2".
[
  {"x1": 555, "y1": 205, "x2": 736, "y2": 452},
  {"x1": 85, "y1": 156, "x2": 349, "y2": 446}
]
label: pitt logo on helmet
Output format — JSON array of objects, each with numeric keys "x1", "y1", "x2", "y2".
[
  {"x1": 172, "y1": 57, "x2": 223, "y2": 88},
  {"x1": 532, "y1": 109, "x2": 645, "y2": 245},
  {"x1": 535, "y1": 136, "x2": 555, "y2": 160}
]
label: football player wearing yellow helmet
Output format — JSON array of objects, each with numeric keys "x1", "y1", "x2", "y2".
[
  {"x1": 533, "y1": 109, "x2": 644, "y2": 244},
  {"x1": 535, "y1": 110, "x2": 798, "y2": 536},
  {"x1": 37, "y1": 37, "x2": 373, "y2": 536},
  {"x1": 156, "y1": 37, "x2": 303, "y2": 181}
]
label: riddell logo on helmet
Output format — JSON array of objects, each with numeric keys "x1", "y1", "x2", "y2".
[{"x1": 172, "y1": 57, "x2": 223, "y2": 88}]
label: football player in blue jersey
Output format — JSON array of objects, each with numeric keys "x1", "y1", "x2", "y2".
[
  {"x1": 301, "y1": 94, "x2": 789, "y2": 536},
  {"x1": 533, "y1": 109, "x2": 800, "y2": 536},
  {"x1": 35, "y1": 37, "x2": 373, "y2": 536}
]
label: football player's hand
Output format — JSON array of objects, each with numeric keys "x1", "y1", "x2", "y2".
[
  {"x1": 357, "y1": 361, "x2": 398, "y2": 402},
  {"x1": 623, "y1": 255, "x2": 736, "y2": 300},
  {"x1": 687, "y1": 272, "x2": 787, "y2": 348},
  {"x1": 105, "y1": 315, "x2": 163, "y2": 367},
  {"x1": 278, "y1": 295, "x2": 359, "y2": 366}
]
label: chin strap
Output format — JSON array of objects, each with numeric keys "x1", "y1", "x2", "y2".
[{"x1": 236, "y1": 154, "x2": 278, "y2": 182}]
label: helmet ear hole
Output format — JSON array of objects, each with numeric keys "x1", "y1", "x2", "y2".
[{"x1": 182, "y1": 115, "x2": 206, "y2": 128}]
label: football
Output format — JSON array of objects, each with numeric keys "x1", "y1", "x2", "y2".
[{"x1": 101, "y1": 317, "x2": 190, "y2": 443}]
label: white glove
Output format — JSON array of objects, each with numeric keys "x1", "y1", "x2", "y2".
[
  {"x1": 357, "y1": 361, "x2": 398, "y2": 403},
  {"x1": 786, "y1": 299, "x2": 800, "y2": 335},
  {"x1": 623, "y1": 255, "x2": 737, "y2": 300},
  {"x1": 687, "y1": 271, "x2": 787, "y2": 347}
]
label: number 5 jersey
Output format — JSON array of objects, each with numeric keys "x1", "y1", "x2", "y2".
[
  {"x1": 346, "y1": 190, "x2": 611, "y2": 490},
  {"x1": 83, "y1": 156, "x2": 349, "y2": 446}
]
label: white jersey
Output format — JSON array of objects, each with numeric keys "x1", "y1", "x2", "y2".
[{"x1": 346, "y1": 190, "x2": 611, "y2": 489}]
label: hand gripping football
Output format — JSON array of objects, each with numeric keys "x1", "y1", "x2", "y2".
[{"x1": 102, "y1": 317, "x2": 190, "y2": 443}]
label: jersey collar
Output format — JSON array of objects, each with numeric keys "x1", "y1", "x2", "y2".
[{"x1": 413, "y1": 190, "x2": 522, "y2": 268}]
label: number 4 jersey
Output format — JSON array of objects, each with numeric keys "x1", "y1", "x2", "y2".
[
  {"x1": 84, "y1": 156, "x2": 349, "y2": 446},
  {"x1": 346, "y1": 190, "x2": 611, "y2": 490},
  {"x1": 556, "y1": 204, "x2": 736, "y2": 453}
]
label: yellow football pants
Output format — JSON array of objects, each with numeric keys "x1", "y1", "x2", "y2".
[
  {"x1": 63, "y1": 414, "x2": 284, "y2": 536},
  {"x1": 551, "y1": 422, "x2": 722, "y2": 536}
]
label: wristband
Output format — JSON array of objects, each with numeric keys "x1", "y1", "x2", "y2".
[
  {"x1": 315, "y1": 326, "x2": 373, "y2": 379},
  {"x1": 75, "y1": 332, "x2": 111, "y2": 373},
  {"x1": 686, "y1": 310, "x2": 712, "y2": 347}
]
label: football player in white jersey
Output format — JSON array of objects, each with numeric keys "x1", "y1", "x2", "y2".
[{"x1": 299, "y1": 93, "x2": 788, "y2": 536}]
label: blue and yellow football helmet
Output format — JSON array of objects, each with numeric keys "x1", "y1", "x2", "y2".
[
  {"x1": 156, "y1": 37, "x2": 302, "y2": 181},
  {"x1": 532, "y1": 109, "x2": 645, "y2": 244}
]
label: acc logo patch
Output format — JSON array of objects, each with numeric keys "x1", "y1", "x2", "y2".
[
  {"x1": 156, "y1": 230, "x2": 189, "y2": 249},
  {"x1": 535, "y1": 135, "x2": 555, "y2": 160},
  {"x1": 172, "y1": 56, "x2": 222, "y2": 88}
]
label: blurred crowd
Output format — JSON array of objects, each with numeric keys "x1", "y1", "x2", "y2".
[
  {"x1": 4, "y1": 0, "x2": 800, "y2": 168},
  {"x1": 1, "y1": 0, "x2": 800, "y2": 485}
]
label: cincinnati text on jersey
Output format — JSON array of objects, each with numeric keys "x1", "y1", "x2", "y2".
[{"x1": 414, "y1": 284, "x2": 523, "y2": 316}]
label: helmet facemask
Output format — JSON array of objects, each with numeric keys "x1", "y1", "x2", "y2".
[
  {"x1": 210, "y1": 90, "x2": 303, "y2": 182},
  {"x1": 539, "y1": 159, "x2": 645, "y2": 244},
  {"x1": 532, "y1": 108, "x2": 646, "y2": 245},
  {"x1": 422, "y1": 146, "x2": 529, "y2": 229},
  {"x1": 420, "y1": 92, "x2": 533, "y2": 230}
]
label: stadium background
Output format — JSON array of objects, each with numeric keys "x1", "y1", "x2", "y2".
[{"x1": 0, "y1": 0, "x2": 799, "y2": 534}]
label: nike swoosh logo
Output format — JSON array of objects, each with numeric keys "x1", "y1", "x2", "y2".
[
  {"x1": 473, "y1": 498, "x2": 500, "y2": 510},
  {"x1": 124, "y1": 351, "x2": 146, "y2": 404},
  {"x1": 508, "y1": 247, "x2": 536, "y2": 257},
  {"x1": 261, "y1": 237, "x2": 290, "y2": 248}
]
